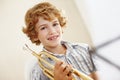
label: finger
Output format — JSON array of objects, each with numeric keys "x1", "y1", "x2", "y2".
[
  {"x1": 63, "y1": 65, "x2": 73, "y2": 77},
  {"x1": 67, "y1": 69, "x2": 73, "y2": 76},
  {"x1": 54, "y1": 60, "x2": 63, "y2": 69},
  {"x1": 59, "y1": 63, "x2": 68, "y2": 72},
  {"x1": 54, "y1": 61, "x2": 64, "y2": 79},
  {"x1": 67, "y1": 65, "x2": 73, "y2": 76},
  {"x1": 63, "y1": 65, "x2": 68, "y2": 72},
  {"x1": 67, "y1": 75, "x2": 73, "y2": 80},
  {"x1": 62, "y1": 65, "x2": 71, "y2": 76}
]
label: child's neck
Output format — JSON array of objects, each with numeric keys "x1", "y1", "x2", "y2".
[{"x1": 44, "y1": 44, "x2": 66, "y2": 54}]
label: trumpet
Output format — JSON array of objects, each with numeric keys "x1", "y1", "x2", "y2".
[{"x1": 25, "y1": 44, "x2": 93, "y2": 80}]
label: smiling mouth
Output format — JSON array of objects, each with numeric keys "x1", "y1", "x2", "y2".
[{"x1": 48, "y1": 35, "x2": 59, "y2": 41}]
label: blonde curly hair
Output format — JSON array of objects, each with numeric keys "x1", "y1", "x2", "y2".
[{"x1": 23, "y1": 2, "x2": 67, "y2": 45}]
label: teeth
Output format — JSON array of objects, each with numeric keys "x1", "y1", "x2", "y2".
[{"x1": 48, "y1": 36, "x2": 57, "y2": 40}]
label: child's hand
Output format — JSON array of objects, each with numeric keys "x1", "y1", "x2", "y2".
[{"x1": 54, "y1": 61, "x2": 73, "y2": 80}]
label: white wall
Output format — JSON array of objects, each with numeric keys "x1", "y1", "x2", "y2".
[{"x1": 75, "y1": 0, "x2": 120, "y2": 80}]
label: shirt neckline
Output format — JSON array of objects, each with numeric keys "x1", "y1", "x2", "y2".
[{"x1": 42, "y1": 41, "x2": 72, "y2": 57}]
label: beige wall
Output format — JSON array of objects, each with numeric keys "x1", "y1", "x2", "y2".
[{"x1": 0, "y1": 0, "x2": 93, "y2": 80}]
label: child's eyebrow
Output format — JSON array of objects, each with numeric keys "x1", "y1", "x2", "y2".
[
  {"x1": 53, "y1": 20, "x2": 59, "y2": 23},
  {"x1": 53, "y1": 21, "x2": 58, "y2": 22},
  {"x1": 39, "y1": 24, "x2": 47, "y2": 27},
  {"x1": 39, "y1": 24, "x2": 46, "y2": 27}
]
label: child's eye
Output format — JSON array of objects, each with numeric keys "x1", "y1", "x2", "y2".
[
  {"x1": 40, "y1": 26, "x2": 46, "y2": 30},
  {"x1": 53, "y1": 23, "x2": 59, "y2": 27}
]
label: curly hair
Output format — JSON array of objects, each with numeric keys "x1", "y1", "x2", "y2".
[{"x1": 22, "y1": 2, "x2": 67, "y2": 45}]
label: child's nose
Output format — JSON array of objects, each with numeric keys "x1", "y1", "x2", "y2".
[{"x1": 49, "y1": 27, "x2": 56, "y2": 35}]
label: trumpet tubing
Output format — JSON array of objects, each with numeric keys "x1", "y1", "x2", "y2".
[{"x1": 25, "y1": 44, "x2": 93, "y2": 80}]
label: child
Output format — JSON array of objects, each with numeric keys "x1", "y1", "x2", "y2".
[{"x1": 23, "y1": 2, "x2": 98, "y2": 80}]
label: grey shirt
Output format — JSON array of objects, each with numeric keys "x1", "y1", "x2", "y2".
[{"x1": 30, "y1": 41, "x2": 96, "y2": 80}]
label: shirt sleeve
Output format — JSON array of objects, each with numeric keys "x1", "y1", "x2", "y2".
[
  {"x1": 74, "y1": 43, "x2": 97, "y2": 75},
  {"x1": 84, "y1": 44, "x2": 97, "y2": 73},
  {"x1": 30, "y1": 62, "x2": 50, "y2": 80}
]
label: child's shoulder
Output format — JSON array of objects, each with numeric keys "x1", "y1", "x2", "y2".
[
  {"x1": 72, "y1": 42, "x2": 88, "y2": 47},
  {"x1": 71, "y1": 42, "x2": 89, "y2": 50},
  {"x1": 63, "y1": 41, "x2": 89, "y2": 50}
]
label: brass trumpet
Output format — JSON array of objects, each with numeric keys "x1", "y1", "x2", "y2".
[{"x1": 25, "y1": 44, "x2": 93, "y2": 80}]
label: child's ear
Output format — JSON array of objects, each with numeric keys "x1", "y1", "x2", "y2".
[{"x1": 33, "y1": 37, "x2": 39, "y2": 41}]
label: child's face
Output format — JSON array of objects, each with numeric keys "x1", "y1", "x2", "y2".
[{"x1": 35, "y1": 17, "x2": 63, "y2": 48}]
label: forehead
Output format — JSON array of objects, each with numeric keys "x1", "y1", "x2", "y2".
[{"x1": 35, "y1": 17, "x2": 58, "y2": 26}]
